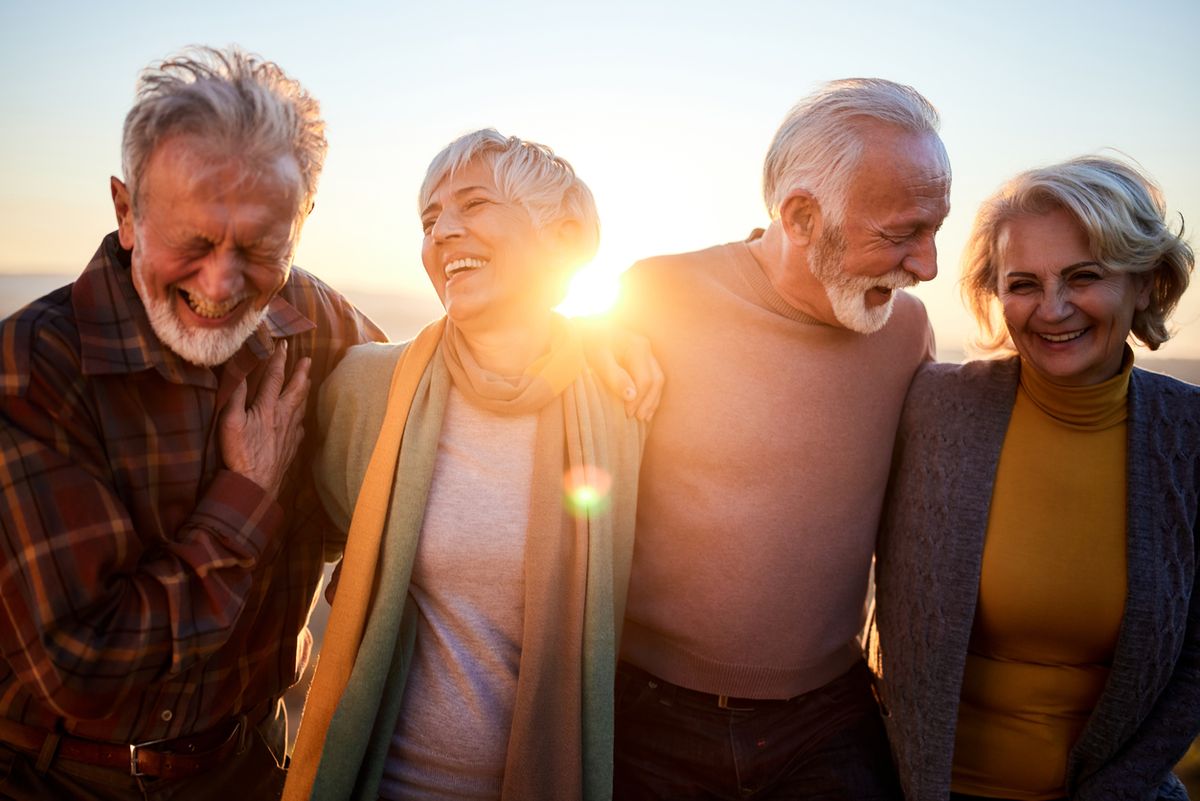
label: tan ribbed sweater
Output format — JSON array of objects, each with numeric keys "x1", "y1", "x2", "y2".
[{"x1": 618, "y1": 237, "x2": 934, "y2": 699}]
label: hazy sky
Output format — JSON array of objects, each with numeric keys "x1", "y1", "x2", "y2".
[{"x1": 3, "y1": 0, "x2": 1198, "y2": 357}]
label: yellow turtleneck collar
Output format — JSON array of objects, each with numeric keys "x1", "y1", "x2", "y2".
[{"x1": 1018, "y1": 346, "x2": 1134, "y2": 430}]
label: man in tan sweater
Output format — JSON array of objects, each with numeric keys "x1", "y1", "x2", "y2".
[{"x1": 613, "y1": 79, "x2": 950, "y2": 800}]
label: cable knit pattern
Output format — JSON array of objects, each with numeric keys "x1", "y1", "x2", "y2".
[{"x1": 867, "y1": 358, "x2": 1200, "y2": 801}]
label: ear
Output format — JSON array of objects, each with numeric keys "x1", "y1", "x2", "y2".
[
  {"x1": 1133, "y1": 270, "x2": 1153, "y2": 312},
  {"x1": 778, "y1": 189, "x2": 822, "y2": 248},
  {"x1": 544, "y1": 216, "x2": 590, "y2": 269},
  {"x1": 110, "y1": 177, "x2": 136, "y2": 250}
]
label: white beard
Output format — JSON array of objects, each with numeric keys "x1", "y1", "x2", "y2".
[
  {"x1": 809, "y1": 225, "x2": 915, "y2": 334},
  {"x1": 133, "y1": 263, "x2": 265, "y2": 367}
]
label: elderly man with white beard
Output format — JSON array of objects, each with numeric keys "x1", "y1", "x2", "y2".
[
  {"x1": 612, "y1": 78, "x2": 951, "y2": 801},
  {"x1": 0, "y1": 47, "x2": 388, "y2": 800}
]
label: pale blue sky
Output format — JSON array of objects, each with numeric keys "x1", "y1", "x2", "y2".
[{"x1": 2, "y1": 0, "x2": 1198, "y2": 355}]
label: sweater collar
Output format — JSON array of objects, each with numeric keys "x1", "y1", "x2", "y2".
[
  {"x1": 734, "y1": 230, "x2": 827, "y2": 325},
  {"x1": 1018, "y1": 346, "x2": 1133, "y2": 430}
]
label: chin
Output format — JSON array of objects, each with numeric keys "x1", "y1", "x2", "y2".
[
  {"x1": 145, "y1": 298, "x2": 265, "y2": 366},
  {"x1": 829, "y1": 293, "x2": 896, "y2": 334}
]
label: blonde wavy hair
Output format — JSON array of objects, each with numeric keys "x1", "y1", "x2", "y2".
[{"x1": 961, "y1": 156, "x2": 1193, "y2": 352}]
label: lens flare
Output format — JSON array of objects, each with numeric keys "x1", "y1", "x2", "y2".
[{"x1": 563, "y1": 464, "x2": 613, "y2": 518}]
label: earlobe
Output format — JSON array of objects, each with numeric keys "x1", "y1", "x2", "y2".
[
  {"x1": 110, "y1": 177, "x2": 136, "y2": 250},
  {"x1": 779, "y1": 190, "x2": 820, "y2": 248}
]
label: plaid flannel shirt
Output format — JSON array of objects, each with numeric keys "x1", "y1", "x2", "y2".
[{"x1": 0, "y1": 233, "x2": 384, "y2": 743}]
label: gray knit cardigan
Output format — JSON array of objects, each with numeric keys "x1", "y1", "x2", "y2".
[{"x1": 868, "y1": 357, "x2": 1200, "y2": 801}]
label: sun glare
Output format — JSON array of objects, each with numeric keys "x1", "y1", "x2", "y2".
[{"x1": 557, "y1": 260, "x2": 624, "y2": 318}]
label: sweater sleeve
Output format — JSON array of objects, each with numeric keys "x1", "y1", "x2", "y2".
[{"x1": 1075, "y1": 556, "x2": 1198, "y2": 800}]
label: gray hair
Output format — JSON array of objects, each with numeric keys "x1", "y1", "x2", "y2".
[
  {"x1": 121, "y1": 46, "x2": 326, "y2": 213},
  {"x1": 419, "y1": 128, "x2": 600, "y2": 263},
  {"x1": 962, "y1": 155, "x2": 1193, "y2": 352},
  {"x1": 762, "y1": 78, "x2": 945, "y2": 223}
]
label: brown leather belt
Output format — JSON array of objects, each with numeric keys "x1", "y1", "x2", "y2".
[{"x1": 0, "y1": 712, "x2": 251, "y2": 780}]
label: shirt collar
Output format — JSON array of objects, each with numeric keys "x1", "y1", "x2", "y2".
[{"x1": 72, "y1": 232, "x2": 316, "y2": 385}]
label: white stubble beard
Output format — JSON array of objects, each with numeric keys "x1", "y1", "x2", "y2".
[
  {"x1": 808, "y1": 224, "x2": 916, "y2": 335},
  {"x1": 132, "y1": 259, "x2": 267, "y2": 367}
]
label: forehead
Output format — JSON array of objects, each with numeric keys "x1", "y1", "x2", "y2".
[
  {"x1": 425, "y1": 156, "x2": 498, "y2": 204},
  {"x1": 997, "y1": 208, "x2": 1092, "y2": 272},
  {"x1": 141, "y1": 136, "x2": 304, "y2": 211},
  {"x1": 846, "y1": 125, "x2": 950, "y2": 218}
]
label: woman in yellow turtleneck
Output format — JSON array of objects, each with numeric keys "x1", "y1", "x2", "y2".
[{"x1": 869, "y1": 156, "x2": 1199, "y2": 801}]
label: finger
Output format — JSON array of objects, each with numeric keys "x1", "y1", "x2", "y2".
[
  {"x1": 591, "y1": 352, "x2": 638, "y2": 415},
  {"x1": 227, "y1": 378, "x2": 249, "y2": 415},
  {"x1": 282, "y1": 365, "x2": 312, "y2": 431},
  {"x1": 636, "y1": 362, "x2": 666, "y2": 421},
  {"x1": 280, "y1": 356, "x2": 312, "y2": 411},
  {"x1": 257, "y1": 340, "x2": 289, "y2": 403},
  {"x1": 219, "y1": 379, "x2": 249, "y2": 431}
]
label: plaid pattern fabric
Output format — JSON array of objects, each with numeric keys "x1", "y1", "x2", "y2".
[{"x1": 0, "y1": 234, "x2": 385, "y2": 743}]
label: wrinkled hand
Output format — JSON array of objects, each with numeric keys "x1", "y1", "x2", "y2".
[
  {"x1": 581, "y1": 319, "x2": 665, "y2": 421},
  {"x1": 219, "y1": 341, "x2": 312, "y2": 499}
]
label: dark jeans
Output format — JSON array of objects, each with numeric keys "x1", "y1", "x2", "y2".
[
  {"x1": 613, "y1": 659, "x2": 901, "y2": 801},
  {"x1": 950, "y1": 796, "x2": 1067, "y2": 801},
  {"x1": 0, "y1": 702, "x2": 288, "y2": 801}
]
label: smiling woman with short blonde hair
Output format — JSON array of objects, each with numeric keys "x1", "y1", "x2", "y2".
[{"x1": 283, "y1": 130, "x2": 646, "y2": 801}]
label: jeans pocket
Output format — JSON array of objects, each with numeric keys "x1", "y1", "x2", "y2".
[{"x1": 614, "y1": 663, "x2": 666, "y2": 717}]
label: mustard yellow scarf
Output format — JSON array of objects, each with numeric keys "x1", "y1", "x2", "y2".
[{"x1": 284, "y1": 315, "x2": 640, "y2": 801}]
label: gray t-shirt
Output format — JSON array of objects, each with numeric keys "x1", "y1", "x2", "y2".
[{"x1": 379, "y1": 386, "x2": 535, "y2": 801}]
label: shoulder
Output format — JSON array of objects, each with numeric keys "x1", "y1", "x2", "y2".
[
  {"x1": 624, "y1": 242, "x2": 739, "y2": 288},
  {"x1": 1128, "y1": 366, "x2": 1200, "y2": 458},
  {"x1": 877, "y1": 290, "x2": 933, "y2": 356},
  {"x1": 908, "y1": 356, "x2": 1018, "y2": 398},
  {"x1": 0, "y1": 284, "x2": 80, "y2": 398},
  {"x1": 279, "y1": 266, "x2": 355, "y2": 313},
  {"x1": 900, "y1": 357, "x2": 1020, "y2": 436},
  {"x1": 1130, "y1": 365, "x2": 1200, "y2": 407},
  {"x1": 619, "y1": 242, "x2": 747, "y2": 327},
  {"x1": 325, "y1": 341, "x2": 411, "y2": 395},
  {"x1": 279, "y1": 266, "x2": 385, "y2": 339}
]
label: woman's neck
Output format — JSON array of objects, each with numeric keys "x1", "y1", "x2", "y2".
[{"x1": 459, "y1": 313, "x2": 555, "y2": 377}]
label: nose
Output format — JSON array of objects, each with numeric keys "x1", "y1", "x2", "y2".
[
  {"x1": 193, "y1": 248, "x2": 246, "y2": 300},
  {"x1": 1037, "y1": 285, "x2": 1073, "y2": 321},
  {"x1": 430, "y1": 206, "x2": 464, "y2": 242},
  {"x1": 903, "y1": 235, "x2": 938, "y2": 283}
]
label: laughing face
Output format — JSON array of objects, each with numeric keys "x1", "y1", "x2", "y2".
[
  {"x1": 772, "y1": 123, "x2": 950, "y2": 334},
  {"x1": 419, "y1": 157, "x2": 565, "y2": 334},
  {"x1": 997, "y1": 207, "x2": 1150, "y2": 387},
  {"x1": 807, "y1": 220, "x2": 919, "y2": 334},
  {"x1": 113, "y1": 136, "x2": 305, "y2": 366}
]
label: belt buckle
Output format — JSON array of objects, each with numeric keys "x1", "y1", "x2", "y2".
[
  {"x1": 717, "y1": 694, "x2": 755, "y2": 711},
  {"x1": 127, "y1": 734, "x2": 173, "y2": 778}
]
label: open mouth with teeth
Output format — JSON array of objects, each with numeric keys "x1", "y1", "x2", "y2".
[
  {"x1": 445, "y1": 258, "x2": 487, "y2": 278},
  {"x1": 178, "y1": 288, "x2": 247, "y2": 320},
  {"x1": 1038, "y1": 329, "x2": 1087, "y2": 343}
]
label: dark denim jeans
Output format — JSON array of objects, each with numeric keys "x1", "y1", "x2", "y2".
[
  {"x1": 950, "y1": 795, "x2": 1067, "y2": 801},
  {"x1": 613, "y1": 659, "x2": 901, "y2": 801}
]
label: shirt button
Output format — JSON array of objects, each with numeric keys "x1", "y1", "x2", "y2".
[{"x1": 160, "y1": 709, "x2": 173, "y2": 722}]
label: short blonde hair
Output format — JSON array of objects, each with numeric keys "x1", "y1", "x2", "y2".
[
  {"x1": 419, "y1": 129, "x2": 599, "y2": 264},
  {"x1": 962, "y1": 156, "x2": 1193, "y2": 351}
]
